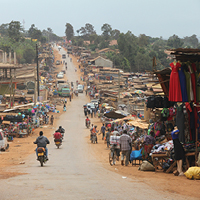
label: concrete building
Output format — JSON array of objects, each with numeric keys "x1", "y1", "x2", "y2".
[{"x1": 90, "y1": 56, "x2": 113, "y2": 68}]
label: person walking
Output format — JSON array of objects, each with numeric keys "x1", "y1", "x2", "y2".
[
  {"x1": 106, "y1": 129, "x2": 111, "y2": 148},
  {"x1": 101, "y1": 124, "x2": 106, "y2": 140},
  {"x1": 50, "y1": 115, "x2": 54, "y2": 125},
  {"x1": 119, "y1": 130, "x2": 132, "y2": 166}
]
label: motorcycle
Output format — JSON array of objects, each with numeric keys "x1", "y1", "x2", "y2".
[
  {"x1": 91, "y1": 135, "x2": 97, "y2": 144},
  {"x1": 37, "y1": 147, "x2": 48, "y2": 167},
  {"x1": 54, "y1": 139, "x2": 62, "y2": 149}
]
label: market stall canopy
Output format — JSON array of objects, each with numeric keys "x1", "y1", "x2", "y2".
[{"x1": 104, "y1": 110, "x2": 129, "y2": 119}]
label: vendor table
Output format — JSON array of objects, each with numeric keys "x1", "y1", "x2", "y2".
[
  {"x1": 151, "y1": 153, "x2": 168, "y2": 171},
  {"x1": 185, "y1": 152, "x2": 199, "y2": 169}
]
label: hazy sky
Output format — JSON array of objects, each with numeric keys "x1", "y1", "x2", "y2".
[{"x1": 0, "y1": 0, "x2": 200, "y2": 39}]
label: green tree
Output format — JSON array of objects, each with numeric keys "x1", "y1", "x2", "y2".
[
  {"x1": 8, "y1": 21, "x2": 23, "y2": 42},
  {"x1": 167, "y1": 34, "x2": 183, "y2": 48},
  {"x1": 138, "y1": 34, "x2": 149, "y2": 47},
  {"x1": 23, "y1": 47, "x2": 35, "y2": 63},
  {"x1": 65, "y1": 23, "x2": 74, "y2": 40},
  {"x1": 135, "y1": 52, "x2": 151, "y2": 72},
  {"x1": 111, "y1": 29, "x2": 120, "y2": 40},
  {"x1": 28, "y1": 24, "x2": 42, "y2": 41},
  {"x1": 0, "y1": 23, "x2": 9, "y2": 37},
  {"x1": 101, "y1": 23, "x2": 112, "y2": 40}
]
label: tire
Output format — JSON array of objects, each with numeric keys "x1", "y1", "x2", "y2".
[
  {"x1": 109, "y1": 152, "x2": 113, "y2": 166},
  {"x1": 57, "y1": 145, "x2": 59, "y2": 149},
  {"x1": 39, "y1": 157, "x2": 44, "y2": 167}
]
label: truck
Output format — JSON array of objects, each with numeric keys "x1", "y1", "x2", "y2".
[{"x1": 57, "y1": 83, "x2": 71, "y2": 97}]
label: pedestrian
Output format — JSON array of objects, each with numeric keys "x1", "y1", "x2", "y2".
[
  {"x1": 65, "y1": 98, "x2": 67, "y2": 104},
  {"x1": 119, "y1": 130, "x2": 132, "y2": 166},
  {"x1": 90, "y1": 108, "x2": 93, "y2": 118},
  {"x1": 50, "y1": 115, "x2": 54, "y2": 125},
  {"x1": 85, "y1": 89, "x2": 87, "y2": 95},
  {"x1": 106, "y1": 129, "x2": 111, "y2": 148},
  {"x1": 101, "y1": 124, "x2": 106, "y2": 140},
  {"x1": 69, "y1": 95, "x2": 71, "y2": 102},
  {"x1": 94, "y1": 107, "x2": 97, "y2": 117},
  {"x1": 84, "y1": 106, "x2": 88, "y2": 117}
]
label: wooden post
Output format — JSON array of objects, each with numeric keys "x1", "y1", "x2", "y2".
[
  {"x1": 195, "y1": 128, "x2": 198, "y2": 165},
  {"x1": 10, "y1": 76, "x2": 12, "y2": 108}
]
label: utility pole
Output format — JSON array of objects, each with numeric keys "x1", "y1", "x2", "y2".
[
  {"x1": 34, "y1": 66, "x2": 37, "y2": 106},
  {"x1": 36, "y1": 44, "x2": 40, "y2": 101},
  {"x1": 118, "y1": 70, "x2": 120, "y2": 104},
  {"x1": 9, "y1": 76, "x2": 12, "y2": 108}
]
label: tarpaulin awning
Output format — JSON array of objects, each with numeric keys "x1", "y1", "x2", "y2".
[{"x1": 104, "y1": 110, "x2": 129, "y2": 119}]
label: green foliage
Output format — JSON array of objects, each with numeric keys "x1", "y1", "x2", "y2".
[
  {"x1": 8, "y1": 21, "x2": 23, "y2": 42},
  {"x1": 167, "y1": 34, "x2": 184, "y2": 48},
  {"x1": 65, "y1": 23, "x2": 74, "y2": 40},
  {"x1": 23, "y1": 47, "x2": 35, "y2": 63},
  {"x1": 101, "y1": 23, "x2": 112, "y2": 40}
]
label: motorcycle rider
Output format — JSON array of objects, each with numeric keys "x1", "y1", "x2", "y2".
[
  {"x1": 53, "y1": 131, "x2": 62, "y2": 143},
  {"x1": 85, "y1": 116, "x2": 90, "y2": 127},
  {"x1": 56, "y1": 126, "x2": 65, "y2": 138},
  {"x1": 34, "y1": 131, "x2": 50, "y2": 160}
]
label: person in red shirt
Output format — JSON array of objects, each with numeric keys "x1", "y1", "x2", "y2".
[
  {"x1": 53, "y1": 131, "x2": 62, "y2": 143},
  {"x1": 85, "y1": 116, "x2": 90, "y2": 126}
]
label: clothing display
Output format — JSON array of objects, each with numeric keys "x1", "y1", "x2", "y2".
[
  {"x1": 178, "y1": 66, "x2": 188, "y2": 102},
  {"x1": 169, "y1": 62, "x2": 182, "y2": 102},
  {"x1": 176, "y1": 104, "x2": 185, "y2": 143}
]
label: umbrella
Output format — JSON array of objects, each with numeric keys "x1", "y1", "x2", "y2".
[
  {"x1": 122, "y1": 92, "x2": 132, "y2": 97},
  {"x1": 133, "y1": 90, "x2": 144, "y2": 94},
  {"x1": 102, "y1": 103, "x2": 109, "y2": 107}
]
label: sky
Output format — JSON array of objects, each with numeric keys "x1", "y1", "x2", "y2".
[{"x1": 0, "y1": 0, "x2": 200, "y2": 39}]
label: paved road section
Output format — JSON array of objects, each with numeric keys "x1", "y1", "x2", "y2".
[{"x1": 0, "y1": 46, "x2": 193, "y2": 200}]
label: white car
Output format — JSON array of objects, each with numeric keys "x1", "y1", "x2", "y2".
[
  {"x1": 0, "y1": 130, "x2": 8, "y2": 151},
  {"x1": 57, "y1": 73, "x2": 64, "y2": 79},
  {"x1": 90, "y1": 99, "x2": 99, "y2": 107},
  {"x1": 86, "y1": 103, "x2": 95, "y2": 109}
]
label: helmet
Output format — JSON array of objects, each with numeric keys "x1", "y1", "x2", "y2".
[
  {"x1": 94, "y1": 125, "x2": 97, "y2": 128},
  {"x1": 59, "y1": 126, "x2": 62, "y2": 129}
]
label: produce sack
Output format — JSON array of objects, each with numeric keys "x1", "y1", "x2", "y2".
[
  {"x1": 184, "y1": 167, "x2": 200, "y2": 180},
  {"x1": 138, "y1": 160, "x2": 155, "y2": 171}
]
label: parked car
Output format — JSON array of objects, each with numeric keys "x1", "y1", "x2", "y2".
[
  {"x1": 56, "y1": 60, "x2": 60, "y2": 65},
  {"x1": 86, "y1": 103, "x2": 95, "y2": 109},
  {"x1": 0, "y1": 130, "x2": 9, "y2": 151},
  {"x1": 57, "y1": 73, "x2": 64, "y2": 79},
  {"x1": 90, "y1": 99, "x2": 99, "y2": 107}
]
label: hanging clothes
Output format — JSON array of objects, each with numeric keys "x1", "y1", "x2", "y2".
[
  {"x1": 183, "y1": 64, "x2": 194, "y2": 102},
  {"x1": 188, "y1": 64, "x2": 196, "y2": 102},
  {"x1": 176, "y1": 104, "x2": 185, "y2": 143},
  {"x1": 192, "y1": 63, "x2": 200, "y2": 102},
  {"x1": 169, "y1": 62, "x2": 182, "y2": 102},
  {"x1": 178, "y1": 65, "x2": 188, "y2": 102}
]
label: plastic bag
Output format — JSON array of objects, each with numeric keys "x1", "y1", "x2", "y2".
[
  {"x1": 184, "y1": 167, "x2": 200, "y2": 180},
  {"x1": 138, "y1": 160, "x2": 155, "y2": 171}
]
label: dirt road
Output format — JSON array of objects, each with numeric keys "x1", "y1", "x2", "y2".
[{"x1": 0, "y1": 46, "x2": 195, "y2": 200}]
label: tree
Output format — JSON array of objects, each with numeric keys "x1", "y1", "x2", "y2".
[
  {"x1": 23, "y1": 47, "x2": 35, "y2": 63},
  {"x1": 8, "y1": 21, "x2": 23, "y2": 42},
  {"x1": 101, "y1": 23, "x2": 112, "y2": 40},
  {"x1": 0, "y1": 23, "x2": 9, "y2": 37},
  {"x1": 77, "y1": 23, "x2": 96, "y2": 40},
  {"x1": 138, "y1": 34, "x2": 149, "y2": 47},
  {"x1": 167, "y1": 34, "x2": 183, "y2": 48},
  {"x1": 28, "y1": 24, "x2": 42, "y2": 41},
  {"x1": 135, "y1": 52, "x2": 151, "y2": 72},
  {"x1": 65, "y1": 23, "x2": 74, "y2": 40},
  {"x1": 111, "y1": 29, "x2": 120, "y2": 40},
  {"x1": 183, "y1": 34, "x2": 199, "y2": 48}
]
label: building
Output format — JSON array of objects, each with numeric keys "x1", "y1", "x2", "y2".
[{"x1": 89, "y1": 56, "x2": 113, "y2": 68}]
